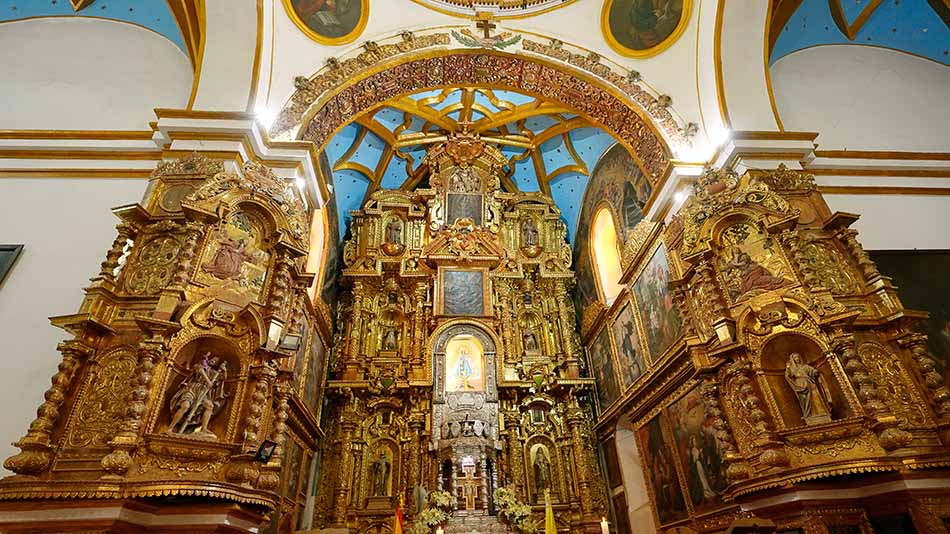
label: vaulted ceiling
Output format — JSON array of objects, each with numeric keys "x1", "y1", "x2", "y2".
[
  {"x1": 323, "y1": 86, "x2": 617, "y2": 245},
  {"x1": 769, "y1": 0, "x2": 950, "y2": 66}
]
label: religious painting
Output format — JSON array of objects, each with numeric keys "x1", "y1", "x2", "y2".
[
  {"x1": 632, "y1": 244, "x2": 683, "y2": 360},
  {"x1": 717, "y1": 221, "x2": 793, "y2": 303},
  {"x1": 283, "y1": 0, "x2": 368, "y2": 45},
  {"x1": 196, "y1": 211, "x2": 270, "y2": 306},
  {"x1": 304, "y1": 333, "x2": 327, "y2": 415},
  {"x1": 601, "y1": 0, "x2": 692, "y2": 58},
  {"x1": 0, "y1": 244, "x2": 23, "y2": 287},
  {"x1": 667, "y1": 385, "x2": 727, "y2": 510},
  {"x1": 602, "y1": 437, "x2": 624, "y2": 490},
  {"x1": 283, "y1": 439, "x2": 305, "y2": 499},
  {"x1": 574, "y1": 144, "x2": 653, "y2": 315},
  {"x1": 610, "y1": 301, "x2": 647, "y2": 388},
  {"x1": 442, "y1": 270, "x2": 485, "y2": 316},
  {"x1": 318, "y1": 151, "x2": 343, "y2": 317},
  {"x1": 444, "y1": 334, "x2": 485, "y2": 392},
  {"x1": 292, "y1": 317, "x2": 311, "y2": 394},
  {"x1": 872, "y1": 251, "x2": 950, "y2": 397},
  {"x1": 589, "y1": 327, "x2": 621, "y2": 411},
  {"x1": 446, "y1": 193, "x2": 483, "y2": 226},
  {"x1": 637, "y1": 413, "x2": 688, "y2": 525}
]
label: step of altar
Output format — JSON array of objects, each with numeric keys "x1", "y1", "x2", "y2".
[{"x1": 444, "y1": 512, "x2": 510, "y2": 534}]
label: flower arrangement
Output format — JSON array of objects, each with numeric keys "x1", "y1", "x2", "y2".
[
  {"x1": 407, "y1": 490, "x2": 456, "y2": 534},
  {"x1": 493, "y1": 487, "x2": 538, "y2": 534}
]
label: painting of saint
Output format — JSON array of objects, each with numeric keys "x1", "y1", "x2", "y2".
[
  {"x1": 197, "y1": 212, "x2": 269, "y2": 305},
  {"x1": 632, "y1": 244, "x2": 683, "y2": 360},
  {"x1": 602, "y1": 0, "x2": 690, "y2": 56},
  {"x1": 442, "y1": 270, "x2": 485, "y2": 316},
  {"x1": 304, "y1": 334, "x2": 326, "y2": 415},
  {"x1": 445, "y1": 335, "x2": 485, "y2": 392},
  {"x1": 318, "y1": 151, "x2": 342, "y2": 317},
  {"x1": 573, "y1": 145, "x2": 652, "y2": 315},
  {"x1": 285, "y1": 0, "x2": 367, "y2": 44},
  {"x1": 667, "y1": 385, "x2": 727, "y2": 510},
  {"x1": 611, "y1": 302, "x2": 647, "y2": 388},
  {"x1": 717, "y1": 222, "x2": 793, "y2": 302},
  {"x1": 637, "y1": 413, "x2": 688, "y2": 524},
  {"x1": 589, "y1": 328, "x2": 621, "y2": 411}
]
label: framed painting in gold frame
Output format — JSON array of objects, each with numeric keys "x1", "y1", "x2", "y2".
[
  {"x1": 436, "y1": 266, "x2": 490, "y2": 317},
  {"x1": 282, "y1": 0, "x2": 369, "y2": 46},
  {"x1": 601, "y1": 0, "x2": 693, "y2": 58}
]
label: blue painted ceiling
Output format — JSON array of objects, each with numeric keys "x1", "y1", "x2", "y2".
[
  {"x1": 323, "y1": 87, "x2": 617, "y2": 246},
  {"x1": 1, "y1": 0, "x2": 186, "y2": 53},
  {"x1": 770, "y1": 0, "x2": 950, "y2": 66}
]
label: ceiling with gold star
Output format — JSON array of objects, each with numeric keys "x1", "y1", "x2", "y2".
[{"x1": 324, "y1": 86, "x2": 618, "y2": 244}]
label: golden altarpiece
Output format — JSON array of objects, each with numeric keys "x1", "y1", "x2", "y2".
[
  {"x1": 588, "y1": 166, "x2": 950, "y2": 533},
  {"x1": 311, "y1": 133, "x2": 608, "y2": 533},
  {"x1": 0, "y1": 155, "x2": 328, "y2": 533}
]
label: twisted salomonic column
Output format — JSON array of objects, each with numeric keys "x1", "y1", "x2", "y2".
[
  {"x1": 901, "y1": 333, "x2": 950, "y2": 418},
  {"x1": 332, "y1": 410, "x2": 359, "y2": 526},
  {"x1": 503, "y1": 410, "x2": 526, "y2": 498},
  {"x1": 101, "y1": 341, "x2": 162, "y2": 476},
  {"x1": 5, "y1": 340, "x2": 92, "y2": 475},
  {"x1": 566, "y1": 401, "x2": 594, "y2": 515},
  {"x1": 96, "y1": 223, "x2": 134, "y2": 284}
]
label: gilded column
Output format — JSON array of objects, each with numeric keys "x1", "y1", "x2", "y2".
[
  {"x1": 833, "y1": 334, "x2": 912, "y2": 450},
  {"x1": 101, "y1": 340, "x2": 163, "y2": 476},
  {"x1": 555, "y1": 281, "x2": 583, "y2": 377},
  {"x1": 343, "y1": 283, "x2": 364, "y2": 380},
  {"x1": 701, "y1": 379, "x2": 749, "y2": 482},
  {"x1": 170, "y1": 223, "x2": 203, "y2": 289},
  {"x1": 408, "y1": 414, "x2": 424, "y2": 495},
  {"x1": 504, "y1": 410, "x2": 526, "y2": 498},
  {"x1": 839, "y1": 228, "x2": 881, "y2": 280},
  {"x1": 726, "y1": 360, "x2": 789, "y2": 467},
  {"x1": 901, "y1": 333, "x2": 950, "y2": 418},
  {"x1": 411, "y1": 285, "x2": 426, "y2": 368},
  {"x1": 566, "y1": 403, "x2": 594, "y2": 515},
  {"x1": 4, "y1": 340, "x2": 91, "y2": 475},
  {"x1": 266, "y1": 251, "x2": 294, "y2": 319},
  {"x1": 95, "y1": 223, "x2": 133, "y2": 285},
  {"x1": 496, "y1": 284, "x2": 517, "y2": 363},
  {"x1": 332, "y1": 412, "x2": 358, "y2": 525}
]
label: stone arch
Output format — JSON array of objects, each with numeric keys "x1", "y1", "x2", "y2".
[{"x1": 273, "y1": 46, "x2": 678, "y2": 185}]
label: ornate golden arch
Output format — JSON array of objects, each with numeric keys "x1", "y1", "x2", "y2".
[{"x1": 274, "y1": 45, "x2": 677, "y2": 184}]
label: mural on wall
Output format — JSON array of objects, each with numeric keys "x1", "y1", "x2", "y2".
[
  {"x1": 637, "y1": 413, "x2": 688, "y2": 525},
  {"x1": 319, "y1": 151, "x2": 343, "y2": 319},
  {"x1": 196, "y1": 212, "x2": 269, "y2": 306},
  {"x1": 631, "y1": 244, "x2": 682, "y2": 360},
  {"x1": 717, "y1": 221, "x2": 794, "y2": 303},
  {"x1": 667, "y1": 385, "x2": 726, "y2": 510},
  {"x1": 602, "y1": 0, "x2": 692, "y2": 57},
  {"x1": 872, "y1": 251, "x2": 950, "y2": 393},
  {"x1": 283, "y1": 0, "x2": 368, "y2": 45},
  {"x1": 589, "y1": 327, "x2": 621, "y2": 411},
  {"x1": 610, "y1": 300, "x2": 647, "y2": 388},
  {"x1": 574, "y1": 144, "x2": 653, "y2": 314}
]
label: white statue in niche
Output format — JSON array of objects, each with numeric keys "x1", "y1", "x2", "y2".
[{"x1": 784, "y1": 352, "x2": 833, "y2": 425}]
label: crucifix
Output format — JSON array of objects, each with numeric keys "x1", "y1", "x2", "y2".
[{"x1": 475, "y1": 12, "x2": 496, "y2": 39}]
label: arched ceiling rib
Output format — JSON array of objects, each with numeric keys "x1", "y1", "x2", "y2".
[{"x1": 324, "y1": 86, "x2": 616, "y2": 244}]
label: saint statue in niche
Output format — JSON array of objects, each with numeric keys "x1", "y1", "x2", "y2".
[
  {"x1": 523, "y1": 332, "x2": 539, "y2": 353},
  {"x1": 166, "y1": 352, "x2": 229, "y2": 438},
  {"x1": 455, "y1": 345, "x2": 475, "y2": 389},
  {"x1": 784, "y1": 353, "x2": 833, "y2": 424},
  {"x1": 534, "y1": 446, "x2": 552, "y2": 491},
  {"x1": 522, "y1": 219, "x2": 539, "y2": 247},
  {"x1": 382, "y1": 326, "x2": 398, "y2": 351},
  {"x1": 370, "y1": 452, "x2": 391, "y2": 496},
  {"x1": 385, "y1": 219, "x2": 402, "y2": 245}
]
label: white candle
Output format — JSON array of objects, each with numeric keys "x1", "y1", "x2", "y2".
[
  {"x1": 436, "y1": 527, "x2": 444, "y2": 534},
  {"x1": 600, "y1": 517, "x2": 609, "y2": 534}
]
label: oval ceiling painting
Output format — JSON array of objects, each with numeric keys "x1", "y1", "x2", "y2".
[
  {"x1": 601, "y1": 0, "x2": 692, "y2": 58},
  {"x1": 283, "y1": 0, "x2": 368, "y2": 45}
]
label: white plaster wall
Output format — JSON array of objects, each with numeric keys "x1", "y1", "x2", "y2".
[
  {"x1": 719, "y1": 0, "x2": 779, "y2": 132},
  {"x1": 616, "y1": 424, "x2": 656, "y2": 534},
  {"x1": 0, "y1": 178, "x2": 146, "y2": 472},
  {"x1": 192, "y1": 0, "x2": 260, "y2": 111},
  {"x1": 824, "y1": 194, "x2": 950, "y2": 251},
  {"x1": 0, "y1": 18, "x2": 192, "y2": 130},
  {"x1": 771, "y1": 45, "x2": 950, "y2": 152}
]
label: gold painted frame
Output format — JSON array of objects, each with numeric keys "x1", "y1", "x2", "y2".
[
  {"x1": 601, "y1": 0, "x2": 694, "y2": 59},
  {"x1": 281, "y1": 0, "x2": 369, "y2": 46}
]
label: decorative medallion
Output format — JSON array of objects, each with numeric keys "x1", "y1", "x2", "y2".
[
  {"x1": 410, "y1": 0, "x2": 578, "y2": 19},
  {"x1": 601, "y1": 0, "x2": 693, "y2": 58},
  {"x1": 282, "y1": 0, "x2": 369, "y2": 45}
]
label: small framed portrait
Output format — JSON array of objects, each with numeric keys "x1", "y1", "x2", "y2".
[
  {"x1": 283, "y1": 0, "x2": 369, "y2": 46},
  {"x1": 601, "y1": 0, "x2": 693, "y2": 58}
]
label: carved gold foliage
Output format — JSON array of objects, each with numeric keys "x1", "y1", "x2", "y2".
[
  {"x1": 124, "y1": 236, "x2": 183, "y2": 296},
  {"x1": 135, "y1": 452, "x2": 225, "y2": 478},
  {"x1": 153, "y1": 153, "x2": 225, "y2": 179},
  {"x1": 858, "y1": 342, "x2": 931, "y2": 428},
  {"x1": 800, "y1": 238, "x2": 859, "y2": 295},
  {"x1": 66, "y1": 349, "x2": 138, "y2": 449}
]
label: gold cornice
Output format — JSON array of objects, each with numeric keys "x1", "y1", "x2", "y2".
[
  {"x1": 0, "y1": 129, "x2": 153, "y2": 140},
  {"x1": 246, "y1": 0, "x2": 264, "y2": 112},
  {"x1": 408, "y1": 0, "x2": 579, "y2": 20},
  {"x1": 819, "y1": 186, "x2": 950, "y2": 196},
  {"x1": 713, "y1": 0, "x2": 730, "y2": 128}
]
